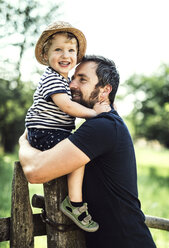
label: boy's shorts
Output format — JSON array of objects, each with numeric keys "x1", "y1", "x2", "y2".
[{"x1": 27, "y1": 128, "x2": 71, "y2": 151}]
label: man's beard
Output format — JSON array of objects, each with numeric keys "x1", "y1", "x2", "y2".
[{"x1": 71, "y1": 87, "x2": 100, "y2": 108}]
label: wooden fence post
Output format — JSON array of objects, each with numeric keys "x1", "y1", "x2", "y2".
[
  {"x1": 10, "y1": 161, "x2": 34, "y2": 248},
  {"x1": 43, "y1": 176, "x2": 86, "y2": 248}
]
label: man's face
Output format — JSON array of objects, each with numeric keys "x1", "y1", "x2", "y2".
[{"x1": 70, "y1": 61, "x2": 100, "y2": 108}]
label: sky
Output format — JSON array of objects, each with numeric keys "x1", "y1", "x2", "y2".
[
  {"x1": 16, "y1": 0, "x2": 168, "y2": 115},
  {"x1": 59, "y1": 0, "x2": 169, "y2": 82},
  {"x1": 55, "y1": 0, "x2": 169, "y2": 115}
]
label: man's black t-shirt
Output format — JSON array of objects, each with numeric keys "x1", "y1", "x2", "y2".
[{"x1": 68, "y1": 108, "x2": 156, "y2": 248}]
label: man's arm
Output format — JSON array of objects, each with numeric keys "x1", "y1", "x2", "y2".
[{"x1": 19, "y1": 131, "x2": 90, "y2": 184}]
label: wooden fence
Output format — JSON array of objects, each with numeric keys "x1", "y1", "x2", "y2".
[{"x1": 0, "y1": 161, "x2": 169, "y2": 247}]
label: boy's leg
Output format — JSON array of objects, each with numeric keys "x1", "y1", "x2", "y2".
[
  {"x1": 60, "y1": 166, "x2": 99, "y2": 232},
  {"x1": 67, "y1": 165, "x2": 85, "y2": 203}
]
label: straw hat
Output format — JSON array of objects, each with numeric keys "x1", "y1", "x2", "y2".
[{"x1": 35, "y1": 21, "x2": 87, "y2": 65}]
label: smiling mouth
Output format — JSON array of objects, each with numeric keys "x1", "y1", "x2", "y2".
[
  {"x1": 59, "y1": 61, "x2": 70, "y2": 66},
  {"x1": 71, "y1": 91, "x2": 81, "y2": 100},
  {"x1": 72, "y1": 93, "x2": 80, "y2": 98}
]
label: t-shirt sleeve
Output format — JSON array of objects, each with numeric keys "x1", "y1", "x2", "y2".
[
  {"x1": 68, "y1": 116, "x2": 117, "y2": 160},
  {"x1": 41, "y1": 74, "x2": 67, "y2": 101}
]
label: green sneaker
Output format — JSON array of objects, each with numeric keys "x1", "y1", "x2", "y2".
[{"x1": 60, "y1": 196, "x2": 99, "y2": 232}]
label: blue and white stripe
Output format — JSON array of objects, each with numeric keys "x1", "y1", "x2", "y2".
[{"x1": 25, "y1": 67, "x2": 75, "y2": 131}]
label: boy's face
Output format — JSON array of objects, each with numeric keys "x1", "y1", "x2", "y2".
[{"x1": 44, "y1": 33, "x2": 78, "y2": 79}]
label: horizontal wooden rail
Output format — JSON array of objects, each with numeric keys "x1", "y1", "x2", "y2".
[
  {"x1": 145, "y1": 215, "x2": 169, "y2": 231},
  {"x1": 0, "y1": 217, "x2": 10, "y2": 242},
  {"x1": 1, "y1": 214, "x2": 169, "y2": 242},
  {"x1": 0, "y1": 214, "x2": 46, "y2": 242}
]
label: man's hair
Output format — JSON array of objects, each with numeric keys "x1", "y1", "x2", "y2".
[
  {"x1": 81, "y1": 55, "x2": 120, "y2": 104},
  {"x1": 42, "y1": 31, "x2": 79, "y2": 56}
]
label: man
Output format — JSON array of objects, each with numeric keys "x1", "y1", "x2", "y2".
[{"x1": 19, "y1": 55, "x2": 156, "y2": 248}]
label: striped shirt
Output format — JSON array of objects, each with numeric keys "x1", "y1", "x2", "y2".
[{"x1": 25, "y1": 67, "x2": 75, "y2": 131}]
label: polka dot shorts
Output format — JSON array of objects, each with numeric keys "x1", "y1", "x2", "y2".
[{"x1": 27, "y1": 128, "x2": 71, "y2": 151}]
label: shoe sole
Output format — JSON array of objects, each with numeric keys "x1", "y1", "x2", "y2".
[{"x1": 60, "y1": 204, "x2": 99, "y2": 232}]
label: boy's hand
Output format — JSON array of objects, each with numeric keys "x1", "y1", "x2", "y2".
[
  {"x1": 113, "y1": 103, "x2": 117, "y2": 111},
  {"x1": 93, "y1": 102, "x2": 111, "y2": 114}
]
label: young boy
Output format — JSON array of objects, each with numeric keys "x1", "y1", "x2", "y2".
[{"x1": 25, "y1": 21, "x2": 99, "y2": 232}]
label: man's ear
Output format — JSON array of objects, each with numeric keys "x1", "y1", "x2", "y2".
[
  {"x1": 99, "y1": 84, "x2": 112, "y2": 102},
  {"x1": 104, "y1": 84, "x2": 112, "y2": 94}
]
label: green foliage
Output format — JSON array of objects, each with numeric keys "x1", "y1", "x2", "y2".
[
  {"x1": 124, "y1": 64, "x2": 169, "y2": 148},
  {"x1": 0, "y1": 0, "x2": 61, "y2": 152},
  {"x1": 0, "y1": 78, "x2": 34, "y2": 152},
  {"x1": 0, "y1": 0, "x2": 60, "y2": 78}
]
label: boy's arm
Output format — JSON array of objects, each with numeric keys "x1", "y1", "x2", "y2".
[{"x1": 51, "y1": 93, "x2": 96, "y2": 118}]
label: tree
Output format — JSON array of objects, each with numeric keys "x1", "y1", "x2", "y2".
[
  {"x1": 0, "y1": 0, "x2": 60, "y2": 80},
  {"x1": 0, "y1": 78, "x2": 34, "y2": 152},
  {"x1": 0, "y1": 0, "x2": 60, "y2": 152},
  {"x1": 124, "y1": 64, "x2": 169, "y2": 148}
]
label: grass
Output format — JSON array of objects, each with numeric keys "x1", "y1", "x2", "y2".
[
  {"x1": 0, "y1": 152, "x2": 18, "y2": 248},
  {"x1": 135, "y1": 141, "x2": 169, "y2": 248},
  {"x1": 0, "y1": 142, "x2": 169, "y2": 248}
]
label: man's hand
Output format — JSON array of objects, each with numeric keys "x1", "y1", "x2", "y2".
[
  {"x1": 93, "y1": 102, "x2": 111, "y2": 114},
  {"x1": 19, "y1": 129, "x2": 28, "y2": 146}
]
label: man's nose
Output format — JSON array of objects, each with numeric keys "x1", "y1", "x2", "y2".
[{"x1": 70, "y1": 78, "x2": 78, "y2": 89}]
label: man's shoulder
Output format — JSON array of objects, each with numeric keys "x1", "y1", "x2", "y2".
[
  {"x1": 86, "y1": 109, "x2": 122, "y2": 127},
  {"x1": 75, "y1": 112, "x2": 117, "y2": 138},
  {"x1": 69, "y1": 111, "x2": 119, "y2": 159}
]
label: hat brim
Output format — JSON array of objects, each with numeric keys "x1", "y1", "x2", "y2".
[{"x1": 35, "y1": 27, "x2": 87, "y2": 65}]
